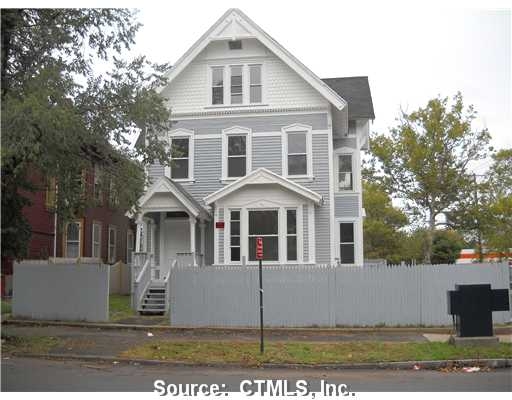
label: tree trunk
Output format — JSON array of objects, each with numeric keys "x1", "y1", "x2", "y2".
[{"x1": 424, "y1": 211, "x2": 436, "y2": 264}]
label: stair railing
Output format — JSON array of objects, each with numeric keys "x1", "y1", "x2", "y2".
[
  {"x1": 163, "y1": 259, "x2": 176, "y2": 313},
  {"x1": 132, "y1": 254, "x2": 152, "y2": 310}
]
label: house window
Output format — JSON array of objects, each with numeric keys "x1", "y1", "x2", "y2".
[
  {"x1": 92, "y1": 222, "x2": 101, "y2": 259},
  {"x1": 108, "y1": 225, "x2": 117, "y2": 264},
  {"x1": 65, "y1": 221, "x2": 81, "y2": 258},
  {"x1": 211, "y1": 67, "x2": 224, "y2": 105},
  {"x1": 338, "y1": 154, "x2": 353, "y2": 191},
  {"x1": 230, "y1": 66, "x2": 243, "y2": 104},
  {"x1": 339, "y1": 222, "x2": 355, "y2": 264},
  {"x1": 287, "y1": 132, "x2": 308, "y2": 176},
  {"x1": 286, "y1": 209, "x2": 297, "y2": 261},
  {"x1": 93, "y1": 164, "x2": 102, "y2": 204},
  {"x1": 170, "y1": 137, "x2": 190, "y2": 179},
  {"x1": 230, "y1": 210, "x2": 241, "y2": 262},
  {"x1": 227, "y1": 135, "x2": 246, "y2": 177},
  {"x1": 249, "y1": 65, "x2": 262, "y2": 103},
  {"x1": 126, "y1": 230, "x2": 134, "y2": 264},
  {"x1": 248, "y1": 210, "x2": 279, "y2": 261},
  {"x1": 45, "y1": 177, "x2": 57, "y2": 210}
]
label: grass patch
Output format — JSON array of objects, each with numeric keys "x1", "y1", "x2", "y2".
[
  {"x1": 2, "y1": 335, "x2": 61, "y2": 355},
  {"x1": 109, "y1": 295, "x2": 134, "y2": 322},
  {"x1": 120, "y1": 341, "x2": 512, "y2": 366},
  {"x1": 1, "y1": 300, "x2": 11, "y2": 315}
]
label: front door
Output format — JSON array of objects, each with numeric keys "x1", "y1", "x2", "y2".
[{"x1": 162, "y1": 218, "x2": 191, "y2": 270}]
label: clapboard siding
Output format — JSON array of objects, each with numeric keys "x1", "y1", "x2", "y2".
[
  {"x1": 147, "y1": 162, "x2": 165, "y2": 183},
  {"x1": 299, "y1": 133, "x2": 331, "y2": 263},
  {"x1": 252, "y1": 136, "x2": 282, "y2": 174},
  {"x1": 334, "y1": 195, "x2": 360, "y2": 218},
  {"x1": 171, "y1": 113, "x2": 328, "y2": 135}
]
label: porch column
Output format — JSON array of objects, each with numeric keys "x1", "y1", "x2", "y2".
[
  {"x1": 135, "y1": 214, "x2": 144, "y2": 253},
  {"x1": 199, "y1": 220, "x2": 206, "y2": 266},
  {"x1": 189, "y1": 216, "x2": 197, "y2": 266}
]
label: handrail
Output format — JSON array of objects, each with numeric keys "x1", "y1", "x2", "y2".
[
  {"x1": 132, "y1": 254, "x2": 153, "y2": 310},
  {"x1": 135, "y1": 254, "x2": 152, "y2": 283}
]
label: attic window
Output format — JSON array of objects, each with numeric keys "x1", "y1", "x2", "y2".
[{"x1": 228, "y1": 40, "x2": 242, "y2": 50}]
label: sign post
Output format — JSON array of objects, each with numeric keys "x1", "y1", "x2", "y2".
[{"x1": 256, "y1": 237, "x2": 264, "y2": 354}]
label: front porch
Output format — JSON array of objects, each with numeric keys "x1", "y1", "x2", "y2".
[{"x1": 129, "y1": 177, "x2": 211, "y2": 314}]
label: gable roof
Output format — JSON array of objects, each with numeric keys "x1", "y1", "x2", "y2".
[
  {"x1": 159, "y1": 8, "x2": 347, "y2": 111},
  {"x1": 322, "y1": 77, "x2": 375, "y2": 119},
  {"x1": 136, "y1": 176, "x2": 210, "y2": 219},
  {"x1": 203, "y1": 168, "x2": 323, "y2": 205}
]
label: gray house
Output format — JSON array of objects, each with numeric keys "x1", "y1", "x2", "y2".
[{"x1": 132, "y1": 8, "x2": 374, "y2": 285}]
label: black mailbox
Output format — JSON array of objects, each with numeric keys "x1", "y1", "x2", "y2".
[{"x1": 447, "y1": 284, "x2": 510, "y2": 337}]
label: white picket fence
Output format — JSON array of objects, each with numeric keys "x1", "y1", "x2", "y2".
[{"x1": 169, "y1": 263, "x2": 510, "y2": 327}]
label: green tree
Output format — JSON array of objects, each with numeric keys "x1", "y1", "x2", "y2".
[
  {"x1": 363, "y1": 181, "x2": 408, "y2": 263},
  {"x1": 431, "y1": 230, "x2": 464, "y2": 264},
  {"x1": 1, "y1": 9, "x2": 172, "y2": 259},
  {"x1": 370, "y1": 93, "x2": 491, "y2": 263}
]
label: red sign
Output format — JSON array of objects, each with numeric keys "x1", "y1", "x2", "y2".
[
  {"x1": 256, "y1": 237, "x2": 263, "y2": 260},
  {"x1": 215, "y1": 221, "x2": 225, "y2": 229}
]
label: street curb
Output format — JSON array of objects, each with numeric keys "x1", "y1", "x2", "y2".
[
  {"x1": 5, "y1": 352, "x2": 511, "y2": 371},
  {"x1": 4, "y1": 319, "x2": 511, "y2": 335}
]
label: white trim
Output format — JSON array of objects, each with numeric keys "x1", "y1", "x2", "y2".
[
  {"x1": 214, "y1": 207, "x2": 219, "y2": 265},
  {"x1": 308, "y1": 203, "x2": 316, "y2": 263},
  {"x1": 221, "y1": 126, "x2": 252, "y2": 180},
  {"x1": 172, "y1": 107, "x2": 330, "y2": 120},
  {"x1": 137, "y1": 176, "x2": 201, "y2": 218},
  {"x1": 159, "y1": 212, "x2": 165, "y2": 267},
  {"x1": 193, "y1": 129, "x2": 328, "y2": 140},
  {"x1": 282, "y1": 124, "x2": 313, "y2": 179},
  {"x1": 165, "y1": 128, "x2": 195, "y2": 182},
  {"x1": 327, "y1": 110, "x2": 336, "y2": 263},
  {"x1": 204, "y1": 167, "x2": 322, "y2": 206},
  {"x1": 91, "y1": 221, "x2": 102, "y2": 259},
  {"x1": 189, "y1": 216, "x2": 197, "y2": 265},
  {"x1": 108, "y1": 225, "x2": 117, "y2": 264},
  {"x1": 158, "y1": 9, "x2": 347, "y2": 110},
  {"x1": 126, "y1": 228, "x2": 134, "y2": 264},
  {"x1": 333, "y1": 146, "x2": 360, "y2": 194},
  {"x1": 334, "y1": 217, "x2": 363, "y2": 266}
]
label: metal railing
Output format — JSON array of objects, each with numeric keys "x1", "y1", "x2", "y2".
[{"x1": 131, "y1": 254, "x2": 152, "y2": 311}]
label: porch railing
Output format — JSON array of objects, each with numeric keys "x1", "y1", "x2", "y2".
[
  {"x1": 132, "y1": 253, "x2": 152, "y2": 311},
  {"x1": 176, "y1": 252, "x2": 204, "y2": 267},
  {"x1": 162, "y1": 259, "x2": 176, "y2": 313}
]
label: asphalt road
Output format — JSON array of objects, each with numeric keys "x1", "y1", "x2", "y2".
[{"x1": 2, "y1": 357, "x2": 511, "y2": 392}]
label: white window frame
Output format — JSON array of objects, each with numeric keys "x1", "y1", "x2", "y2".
[
  {"x1": 285, "y1": 208, "x2": 298, "y2": 262},
  {"x1": 210, "y1": 66, "x2": 225, "y2": 105},
  {"x1": 92, "y1": 221, "x2": 102, "y2": 259},
  {"x1": 228, "y1": 209, "x2": 241, "y2": 263},
  {"x1": 282, "y1": 124, "x2": 313, "y2": 179},
  {"x1": 208, "y1": 63, "x2": 265, "y2": 107},
  {"x1": 333, "y1": 147, "x2": 360, "y2": 193},
  {"x1": 164, "y1": 129, "x2": 195, "y2": 182},
  {"x1": 247, "y1": 208, "x2": 280, "y2": 263},
  {"x1": 126, "y1": 229, "x2": 134, "y2": 264},
  {"x1": 335, "y1": 218, "x2": 362, "y2": 266},
  {"x1": 108, "y1": 225, "x2": 117, "y2": 264},
  {"x1": 64, "y1": 220, "x2": 82, "y2": 258},
  {"x1": 221, "y1": 126, "x2": 252, "y2": 182},
  {"x1": 249, "y1": 64, "x2": 263, "y2": 104}
]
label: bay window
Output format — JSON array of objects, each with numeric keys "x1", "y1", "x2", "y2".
[
  {"x1": 230, "y1": 210, "x2": 241, "y2": 262},
  {"x1": 338, "y1": 154, "x2": 353, "y2": 191},
  {"x1": 286, "y1": 209, "x2": 297, "y2": 261},
  {"x1": 248, "y1": 210, "x2": 279, "y2": 261},
  {"x1": 339, "y1": 222, "x2": 355, "y2": 264}
]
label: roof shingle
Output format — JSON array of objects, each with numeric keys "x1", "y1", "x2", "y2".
[{"x1": 322, "y1": 76, "x2": 375, "y2": 120}]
